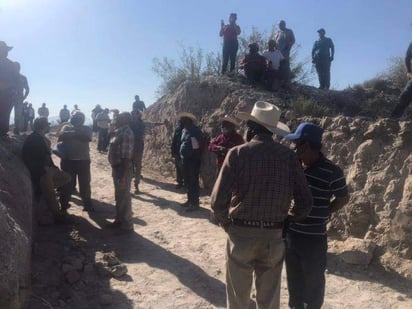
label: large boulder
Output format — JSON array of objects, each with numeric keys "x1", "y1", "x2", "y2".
[{"x1": 0, "y1": 139, "x2": 33, "y2": 308}]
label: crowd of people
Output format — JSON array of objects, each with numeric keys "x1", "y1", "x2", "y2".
[
  {"x1": 220, "y1": 15, "x2": 335, "y2": 91},
  {"x1": 1, "y1": 20, "x2": 411, "y2": 308}
]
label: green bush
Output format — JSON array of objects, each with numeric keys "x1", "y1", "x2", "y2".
[{"x1": 292, "y1": 96, "x2": 331, "y2": 117}]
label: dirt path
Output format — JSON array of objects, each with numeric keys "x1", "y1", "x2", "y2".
[{"x1": 28, "y1": 138, "x2": 412, "y2": 308}]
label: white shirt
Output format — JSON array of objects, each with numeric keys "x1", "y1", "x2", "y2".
[{"x1": 262, "y1": 50, "x2": 284, "y2": 70}]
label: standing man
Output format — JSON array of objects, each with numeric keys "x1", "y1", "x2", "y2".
[
  {"x1": 91, "y1": 104, "x2": 103, "y2": 132},
  {"x1": 0, "y1": 41, "x2": 19, "y2": 138},
  {"x1": 220, "y1": 13, "x2": 241, "y2": 75},
  {"x1": 179, "y1": 112, "x2": 204, "y2": 211},
  {"x1": 129, "y1": 109, "x2": 146, "y2": 194},
  {"x1": 391, "y1": 41, "x2": 412, "y2": 118},
  {"x1": 13, "y1": 62, "x2": 29, "y2": 135},
  {"x1": 208, "y1": 116, "x2": 244, "y2": 171},
  {"x1": 59, "y1": 105, "x2": 71, "y2": 123},
  {"x1": 26, "y1": 103, "x2": 35, "y2": 131},
  {"x1": 107, "y1": 112, "x2": 135, "y2": 233},
  {"x1": 274, "y1": 20, "x2": 295, "y2": 83},
  {"x1": 38, "y1": 103, "x2": 49, "y2": 120},
  {"x1": 211, "y1": 101, "x2": 312, "y2": 309},
  {"x1": 171, "y1": 119, "x2": 184, "y2": 189},
  {"x1": 58, "y1": 112, "x2": 94, "y2": 212},
  {"x1": 96, "y1": 108, "x2": 111, "y2": 152},
  {"x1": 285, "y1": 122, "x2": 349, "y2": 309},
  {"x1": 71, "y1": 104, "x2": 80, "y2": 116},
  {"x1": 312, "y1": 28, "x2": 335, "y2": 90},
  {"x1": 132, "y1": 95, "x2": 146, "y2": 112}
]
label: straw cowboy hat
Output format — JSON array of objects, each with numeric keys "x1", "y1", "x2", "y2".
[
  {"x1": 220, "y1": 115, "x2": 240, "y2": 127},
  {"x1": 177, "y1": 112, "x2": 197, "y2": 122},
  {"x1": 237, "y1": 101, "x2": 290, "y2": 136},
  {"x1": 0, "y1": 41, "x2": 12, "y2": 51}
]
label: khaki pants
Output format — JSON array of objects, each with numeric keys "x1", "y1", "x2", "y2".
[
  {"x1": 39, "y1": 166, "x2": 71, "y2": 218},
  {"x1": 226, "y1": 225, "x2": 285, "y2": 309},
  {"x1": 112, "y1": 167, "x2": 133, "y2": 230}
]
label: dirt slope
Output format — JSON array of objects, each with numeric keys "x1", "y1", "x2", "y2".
[{"x1": 27, "y1": 137, "x2": 412, "y2": 309}]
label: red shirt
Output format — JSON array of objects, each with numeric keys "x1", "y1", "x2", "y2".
[
  {"x1": 220, "y1": 24, "x2": 240, "y2": 42},
  {"x1": 209, "y1": 132, "x2": 244, "y2": 167}
]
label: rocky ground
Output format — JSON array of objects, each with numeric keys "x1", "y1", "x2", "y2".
[{"x1": 26, "y1": 137, "x2": 412, "y2": 309}]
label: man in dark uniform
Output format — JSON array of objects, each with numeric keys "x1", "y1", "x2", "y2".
[
  {"x1": 391, "y1": 42, "x2": 412, "y2": 118},
  {"x1": 0, "y1": 41, "x2": 19, "y2": 138},
  {"x1": 132, "y1": 95, "x2": 146, "y2": 112},
  {"x1": 171, "y1": 119, "x2": 185, "y2": 189},
  {"x1": 179, "y1": 112, "x2": 204, "y2": 211},
  {"x1": 312, "y1": 28, "x2": 335, "y2": 90}
]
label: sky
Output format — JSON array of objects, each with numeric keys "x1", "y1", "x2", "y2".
[{"x1": 1, "y1": 0, "x2": 411, "y2": 118}]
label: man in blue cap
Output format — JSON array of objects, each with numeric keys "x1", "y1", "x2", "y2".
[{"x1": 285, "y1": 122, "x2": 349, "y2": 309}]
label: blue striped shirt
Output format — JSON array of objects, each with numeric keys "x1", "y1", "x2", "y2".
[{"x1": 288, "y1": 154, "x2": 348, "y2": 235}]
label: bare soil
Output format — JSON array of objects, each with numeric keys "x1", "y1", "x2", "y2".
[{"x1": 27, "y1": 138, "x2": 412, "y2": 309}]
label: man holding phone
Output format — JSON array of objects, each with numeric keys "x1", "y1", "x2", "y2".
[{"x1": 220, "y1": 13, "x2": 241, "y2": 75}]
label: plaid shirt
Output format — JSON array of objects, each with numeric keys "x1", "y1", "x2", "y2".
[
  {"x1": 211, "y1": 134, "x2": 312, "y2": 225},
  {"x1": 108, "y1": 125, "x2": 135, "y2": 167}
]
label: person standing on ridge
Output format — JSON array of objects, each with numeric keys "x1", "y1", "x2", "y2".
[
  {"x1": 0, "y1": 41, "x2": 19, "y2": 138},
  {"x1": 312, "y1": 28, "x2": 335, "y2": 90},
  {"x1": 211, "y1": 101, "x2": 312, "y2": 309},
  {"x1": 220, "y1": 13, "x2": 241, "y2": 75},
  {"x1": 13, "y1": 61, "x2": 29, "y2": 135},
  {"x1": 91, "y1": 104, "x2": 103, "y2": 132},
  {"x1": 132, "y1": 95, "x2": 146, "y2": 112},
  {"x1": 274, "y1": 20, "x2": 295, "y2": 83},
  {"x1": 59, "y1": 105, "x2": 71, "y2": 123},
  {"x1": 391, "y1": 41, "x2": 412, "y2": 118},
  {"x1": 284, "y1": 122, "x2": 349, "y2": 309}
]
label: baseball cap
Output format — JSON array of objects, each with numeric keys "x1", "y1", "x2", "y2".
[{"x1": 285, "y1": 122, "x2": 324, "y2": 144}]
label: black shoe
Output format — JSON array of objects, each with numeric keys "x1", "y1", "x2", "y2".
[{"x1": 185, "y1": 204, "x2": 200, "y2": 212}]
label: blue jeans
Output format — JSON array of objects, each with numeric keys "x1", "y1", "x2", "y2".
[
  {"x1": 285, "y1": 232, "x2": 327, "y2": 309},
  {"x1": 392, "y1": 78, "x2": 412, "y2": 118}
]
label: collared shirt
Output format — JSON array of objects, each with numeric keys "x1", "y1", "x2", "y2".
[
  {"x1": 274, "y1": 28, "x2": 295, "y2": 58},
  {"x1": 59, "y1": 108, "x2": 71, "y2": 122},
  {"x1": 60, "y1": 124, "x2": 92, "y2": 160},
  {"x1": 211, "y1": 134, "x2": 312, "y2": 225},
  {"x1": 220, "y1": 24, "x2": 241, "y2": 42},
  {"x1": 288, "y1": 154, "x2": 348, "y2": 236},
  {"x1": 108, "y1": 125, "x2": 135, "y2": 167},
  {"x1": 312, "y1": 37, "x2": 334, "y2": 61},
  {"x1": 208, "y1": 131, "x2": 244, "y2": 167}
]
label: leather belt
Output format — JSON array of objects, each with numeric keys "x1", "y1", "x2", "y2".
[{"x1": 232, "y1": 219, "x2": 283, "y2": 229}]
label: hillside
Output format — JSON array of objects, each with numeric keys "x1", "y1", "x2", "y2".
[{"x1": 143, "y1": 75, "x2": 412, "y2": 279}]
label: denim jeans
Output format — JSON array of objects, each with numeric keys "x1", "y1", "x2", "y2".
[{"x1": 285, "y1": 232, "x2": 327, "y2": 309}]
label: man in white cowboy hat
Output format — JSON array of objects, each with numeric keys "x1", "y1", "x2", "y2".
[
  {"x1": 208, "y1": 115, "x2": 244, "y2": 170},
  {"x1": 178, "y1": 112, "x2": 205, "y2": 211},
  {"x1": 0, "y1": 41, "x2": 19, "y2": 138},
  {"x1": 211, "y1": 101, "x2": 312, "y2": 309},
  {"x1": 284, "y1": 122, "x2": 349, "y2": 309}
]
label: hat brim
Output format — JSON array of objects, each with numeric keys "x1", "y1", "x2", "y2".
[
  {"x1": 285, "y1": 132, "x2": 300, "y2": 141},
  {"x1": 237, "y1": 112, "x2": 290, "y2": 137},
  {"x1": 177, "y1": 112, "x2": 197, "y2": 122},
  {"x1": 220, "y1": 117, "x2": 240, "y2": 127}
]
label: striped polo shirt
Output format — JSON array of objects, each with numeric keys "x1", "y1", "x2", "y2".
[{"x1": 288, "y1": 154, "x2": 348, "y2": 236}]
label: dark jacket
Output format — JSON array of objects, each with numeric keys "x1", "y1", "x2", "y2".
[
  {"x1": 180, "y1": 125, "x2": 204, "y2": 162},
  {"x1": 171, "y1": 126, "x2": 183, "y2": 157}
]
